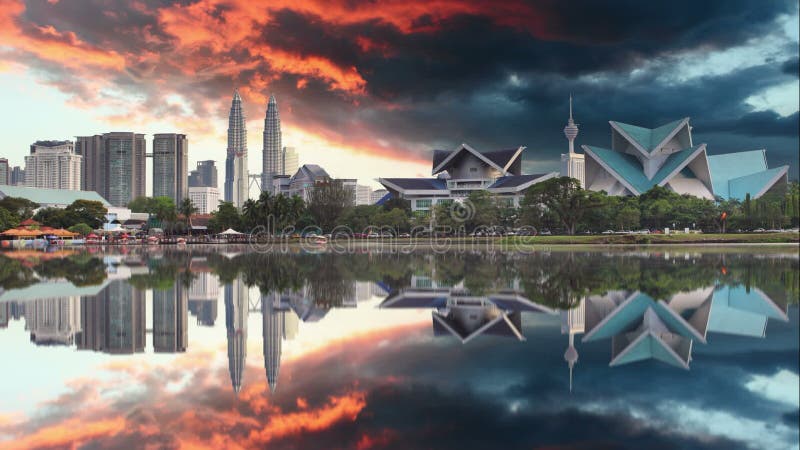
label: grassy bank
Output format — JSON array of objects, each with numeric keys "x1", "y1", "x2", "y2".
[{"x1": 502, "y1": 232, "x2": 799, "y2": 245}]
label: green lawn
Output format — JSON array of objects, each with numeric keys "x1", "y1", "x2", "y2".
[{"x1": 502, "y1": 232, "x2": 799, "y2": 245}]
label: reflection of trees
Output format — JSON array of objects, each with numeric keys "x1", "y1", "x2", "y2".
[
  {"x1": 128, "y1": 253, "x2": 194, "y2": 290},
  {"x1": 35, "y1": 254, "x2": 108, "y2": 287},
  {"x1": 0, "y1": 255, "x2": 37, "y2": 289}
]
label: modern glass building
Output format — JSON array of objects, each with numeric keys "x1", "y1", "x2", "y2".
[
  {"x1": 104, "y1": 132, "x2": 146, "y2": 207},
  {"x1": 152, "y1": 133, "x2": 188, "y2": 204},
  {"x1": 262, "y1": 94, "x2": 281, "y2": 193}
]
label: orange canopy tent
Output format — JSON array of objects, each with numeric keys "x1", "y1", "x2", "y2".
[
  {"x1": 48, "y1": 228, "x2": 79, "y2": 237},
  {"x1": 1, "y1": 228, "x2": 44, "y2": 237}
]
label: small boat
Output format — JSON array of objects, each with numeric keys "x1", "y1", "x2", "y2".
[
  {"x1": 176, "y1": 237, "x2": 187, "y2": 245},
  {"x1": 146, "y1": 235, "x2": 160, "y2": 245},
  {"x1": 314, "y1": 235, "x2": 328, "y2": 244}
]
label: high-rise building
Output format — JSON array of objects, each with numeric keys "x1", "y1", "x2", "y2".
[
  {"x1": 152, "y1": 284, "x2": 188, "y2": 353},
  {"x1": 354, "y1": 184, "x2": 372, "y2": 205},
  {"x1": 282, "y1": 146, "x2": 298, "y2": 177},
  {"x1": 0, "y1": 158, "x2": 9, "y2": 185},
  {"x1": 188, "y1": 186, "x2": 220, "y2": 214},
  {"x1": 152, "y1": 133, "x2": 189, "y2": 204},
  {"x1": 225, "y1": 276, "x2": 248, "y2": 394},
  {"x1": 226, "y1": 89, "x2": 248, "y2": 208},
  {"x1": 10, "y1": 166, "x2": 24, "y2": 186},
  {"x1": 24, "y1": 141, "x2": 82, "y2": 190},
  {"x1": 189, "y1": 160, "x2": 218, "y2": 188},
  {"x1": 560, "y1": 96, "x2": 585, "y2": 188},
  {"x1": 262, "y1": 94, "x2": 281, "y2": 192},
  {"x1": 262, "y1": 297, "x2": 284, "y2": 393},
  {"x1": 104, "y1": 132, "x2": 146, "y2": 206},
  {"x1": 75, "y1": 135, "x2": 104, "y2": 194}
]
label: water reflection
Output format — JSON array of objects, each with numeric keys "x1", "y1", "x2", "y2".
[{"x1": 0, "y1": 248, "x2": 796, "y2": 399}]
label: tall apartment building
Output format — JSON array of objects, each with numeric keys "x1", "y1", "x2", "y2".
[
  {"x1": 188, "y1": 186, "x2": 220, "y2": 214},
  {"x1": 0, "y1": 158, "x2": 9, "y2": 185},
  {"x1": 188, "y1": 160, "x2": 218, "y2": 188},
  {"x1": 152, "y1": 133, "x2": 188, "y2": 204},
  {"x1": 282, "y1": 146, "x2": 298, "y2": 176},
  {"x1": 10, "y1": 166, "x2": 25, "y2": 186},
  {"x1": 24, "y1": 140, "x2": 82, "y2": 190},
  {"x1": 104, "y1": 132, "x2": 146, "y2": 206},
  {"x1": 75, "y1": 132, "x2": 146, "y2": 206},
  {"x1": 355, "y1": 184, "x2": 372, "y2": 205},
  {"x1": 74, "y1": 135, "x2": 104, "y2": 193}
]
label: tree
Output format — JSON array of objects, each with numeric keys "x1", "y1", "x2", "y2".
[
  {"x1": 0, "y1": 197, "x2": 37, "y2": 219},
  {"x1": 127, "y1": 196, "x2": 154, "y2": 213},
  {"x1": 68, "y1": 223, "x2": 93, "y2": 236},
  {"x1": 307, "y1": 180, "x2": 354, "y2": 232},
  {"x1": 178, "y1": 197, "x2": 197, "y2": 229},
  {"x1": 209, "y1": 201, "x2": 242, "y2": 232},
  {"x1": 0, "y1": 207, "x2": 20, "y2": 232},
  {"x1": 521, "y1": 177, "x2": 602, "y2": 235},
  {"x1": 66, "y1": 200, "x2": 107, "y2": 229}
]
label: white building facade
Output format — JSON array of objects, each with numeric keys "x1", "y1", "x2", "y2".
[
  {"x1": 189, "y1": 186, "x2": 220, "y2": 214},
  {"x1": 25, "y1": 141, "x2": 82, "y2": 191}
]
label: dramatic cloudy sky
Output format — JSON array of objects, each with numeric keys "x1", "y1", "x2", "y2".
[{"x1": 0, "y1": 0, "x2": 798, "y2": 190}]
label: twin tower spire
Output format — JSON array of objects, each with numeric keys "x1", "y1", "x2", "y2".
[{"x1": 224, "y1": 89, "x2": 282, "y2": 208}]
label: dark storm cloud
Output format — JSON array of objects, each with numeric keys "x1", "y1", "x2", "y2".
[{"x1": 782, "y1": 57, "x2": 799, "y2": 76}]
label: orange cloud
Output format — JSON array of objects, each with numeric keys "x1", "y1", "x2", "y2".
[{"x1": 5, "y1": 417, "x2": 127, "y2": 450}]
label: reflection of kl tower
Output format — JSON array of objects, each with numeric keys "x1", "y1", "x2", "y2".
[
  {"x1": 560, "y1": 95, "x2": 585, "y2": 188},
  {"x1": 225, "y1": 276, "x2": 249, "y2": 394},
  {"x1": 561, "y1": 298, "x2": 585, "y2": 392}
]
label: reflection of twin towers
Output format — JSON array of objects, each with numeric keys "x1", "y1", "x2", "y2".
[
  {"x1": 381, "y1": 274, "x2": 790, "y2": 391},
  {"x1": 223, "y1": 275, "x2": 378, "y2": 395}
]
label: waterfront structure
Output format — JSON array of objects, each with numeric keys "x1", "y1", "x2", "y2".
[
  {"x1": 152, "y1": 133, "x2": 188, "y2": 204},
  {"x1": 225, "y1": 276, "x2": 248, "y2": 394},
  {"x1": 560, "y1": 96, "x2": 585, "y2": 188},
  {"x1": 188, "y1": 160, "x2": 218, "y2": 188},
  {"x1": 0, "y1": 185, "x2": 110, "y2": 208},
  {"x1": 152, "y1": 284, "x2": 188, "y2": 353},
  {"x1": 262, "y1": 94, "x2": 281, "y2": 192},
  {"x1": 581, "y1": 118, "x2": 789, "y2": 200},
  {"x1": 103, "y1": 132, "x2": 146, "y2": 206},
  {"x1": 74, "y1": 135, "x2": 104, "y2": 193},
  {"x1": 24, "y1": 140, "x2": 82, "y2": 190},
  {"x1": 370, "y1": 188, "x2": 388, "y2": 205},
  {"x1": 354, "y1": 184, "x2": 372, "y2": 205},
  {"x1": 0, "y1": 158, "x2": 9, "y2": 184},
  {"x1": 282, "y1": 146, "x2": 298, "y2": 176},
  {"x1": 10, "y1": 166, "x2": 24, "y2": 185},
  {"x1": 378, "y1": 143, "x2": 557, "y2": 214},
  {"x1": 188, "y1": 186, "x2": 220, "y2": 214},
  {"x1": 226, "y1": 90, "x2": 249, "y2": 208}
]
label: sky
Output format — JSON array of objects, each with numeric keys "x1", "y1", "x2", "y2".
[{"x1": 0, "y1": 0, "x2": 798, "y2": 192}]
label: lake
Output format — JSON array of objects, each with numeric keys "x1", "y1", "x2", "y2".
[{"x1": 0, "y1": 245, "x2": 798, "y2": 450}]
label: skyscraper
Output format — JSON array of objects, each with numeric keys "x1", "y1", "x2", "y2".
[
  {"x1": 78, "y1": 280, "x2": 145, "y2": 354},
  {"x1": 75, "y1": 135, "x2": 104, "y2": 193},
  {"x1": 0, "y1": 158, "x2": 9, "y2": 185},
  {"x1": 189, "y1": 160, "x2": 218, "y2": 188},
  {"x1": 560, "y1": 95, "x2": 585, "y2": 188},
  {"x1": 104, "y1": 132, "x2": 146, "y2": 206},
  {"x1": 262, "y1": 94, "x2": 281, "y2": 192},
  {"x1": 262, "y1": 295, "x2": 284, "y2": 393},
  {"x1": 10, "y1": 166, "x2": 25, "y2": 186},
  {"x1": 282, "y1": 146, "x2": 298, "y2": 176},
  {"x1": 24, "y1": 141, "x2": 82, "y2": 190},
  {"x1": 225, "y1": 276, "x2": 248, "y2": 394},
  {"x1": 226, "y1": 89, "x2": 248, "y2": 207},
  {"x1": 152, "y1": 133, "x2": 189, "y2": 204}
]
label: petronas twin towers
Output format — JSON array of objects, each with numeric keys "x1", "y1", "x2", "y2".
[{"x1": 224, "y1": 89, "x2": 282, "y2": 208}]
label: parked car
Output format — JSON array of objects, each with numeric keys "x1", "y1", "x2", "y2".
[
  {"x1": 753, "y1": 228, "x2": 766, "y2": 233},
  {"x1": 602, "y1": 230, "x2": 615, "y2": 234},
  {"x1": 540, "y1": 230, "x2": 552, "y2": 236}
]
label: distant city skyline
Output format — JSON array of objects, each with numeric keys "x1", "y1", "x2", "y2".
[{"x1": 3, "y1": 2, "x2": 794, "y2": 188}]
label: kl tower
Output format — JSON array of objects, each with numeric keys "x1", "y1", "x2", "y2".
[{"x1": 560, "y1": 95, "x2": 585, "y2": 188}]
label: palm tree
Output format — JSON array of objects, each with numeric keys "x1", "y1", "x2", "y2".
[{"x1": 179, "y1": 198, "x2": 198, "y2": 233}]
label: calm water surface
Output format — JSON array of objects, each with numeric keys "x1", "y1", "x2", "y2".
[{"x1": 0, "y1": 246, "x2": 798, "y2": 450}]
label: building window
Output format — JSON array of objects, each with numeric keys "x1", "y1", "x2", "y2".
[
  {"x1": 469, "y1": 167, "x2": 478, "y2": 174},
  {"x1": 415, "y1": 199, "x2": 432, "y2": 209}
]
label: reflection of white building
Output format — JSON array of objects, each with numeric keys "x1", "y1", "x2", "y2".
[
  {"x1": 560, "y1": 298, "x2": 585, "y2": 391},
  {"x1": 225, "y1": 276, "x2": 248, "y2": 394},
  {"x1": 188, "y1": 271, "x2": 219, "y2": 326},
  {"x1": 24, "y1": 297, "x2": 81, "y2": 345},
  {"x1": 380, "y1": 281, "x2": 556, "y2": 344}
]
